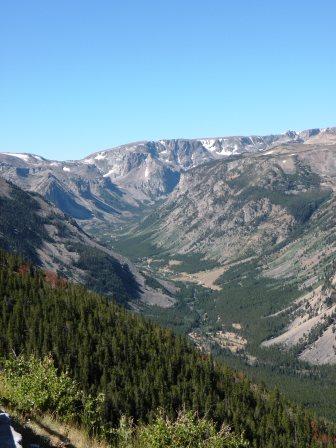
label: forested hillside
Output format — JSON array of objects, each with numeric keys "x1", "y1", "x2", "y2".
[
  {"x1": 0, "y1": 177, "x2": 137, "y2": 303},
  {"x1": 0, "y1": 249, "x2": 335, "y2": 447},
  {"x1": 0, "y1": 177, "x2": 173, "y2": 308}
]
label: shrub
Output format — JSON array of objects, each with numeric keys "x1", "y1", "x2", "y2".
[
  {"x1": 114, "y1": 410, "x2": 249, "y2": 448},
  {"x1": 0, "y1": 354, "x2": 82, "y2": 422}
]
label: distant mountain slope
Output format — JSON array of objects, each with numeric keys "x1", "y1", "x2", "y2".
[
  {"x1": 261, "y1": 192, "x2": 336, "y2": 365},
  {"x1": 124, "y1": 143, "x2": 335, "y2": 261},
  {"x1": 0, "y1": 177, "x2": 173, "y2": 308},
  {"x1": 118, "y1": 142, "x2": 336, "y2": 365},
  {"x1": 1, "y1": 127, "x2": 335, "y2": 234}
]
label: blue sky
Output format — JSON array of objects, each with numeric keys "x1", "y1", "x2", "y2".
[{"x1": 1, "y1": 0, "x2": 335, "y2": 160}]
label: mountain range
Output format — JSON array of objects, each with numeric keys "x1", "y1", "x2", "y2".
[
  {"x1": 1, "y1": 126, "x2": 336, "y2": 419},
  {"x1": 1, "y1": 127, "x2": 335, "y2": 234}
]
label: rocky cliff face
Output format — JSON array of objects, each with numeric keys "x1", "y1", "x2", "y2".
[{"x1": 132, "y1": 143, "x2": 335, "y2": 261}]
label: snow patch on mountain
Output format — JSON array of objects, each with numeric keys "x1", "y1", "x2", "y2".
[
  {"x1": 0, "y1": 126, "x2": 335, "y2": 227},
  {"x1": 103, "y1": 167, "x2": 120, "y2": 178},
  {"x1": 3, "y1": 153, "x2": 34, "y2": 162},
  {"x1": 95, "y1": 153, "x2": 106, "y2": 160},
  {"x1": 200, "y1": 139, "x2": 218, "y2": 152}
]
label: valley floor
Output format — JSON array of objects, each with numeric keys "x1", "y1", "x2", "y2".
[{"x1": 108, "y1": 238, "x2": 336, "y2": 421}]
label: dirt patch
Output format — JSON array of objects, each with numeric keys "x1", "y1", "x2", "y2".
[
  {"x1": 171, "y1": 266, "x2": 227, "y2": 290},
  {"x1": 188, "y1": 331, "x2": 211, "y2": 354},
  {"x1": 212, "y1": 330, "x2": 247, "y2": 353},
  {"x1": 168, "y1": 259, "x2": 183, "y2": 266}
]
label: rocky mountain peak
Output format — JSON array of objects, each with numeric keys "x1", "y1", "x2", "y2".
[{"x1": 0, "y1": 126, "x2": 335, "y2": 230}]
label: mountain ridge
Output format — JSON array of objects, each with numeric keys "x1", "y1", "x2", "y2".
[
  {"x1": 1, "y1": 127, "x2": 335, "y2": 235},
  {"x1": 4, "y1": 126, "x2": 336, "y2": 164}
]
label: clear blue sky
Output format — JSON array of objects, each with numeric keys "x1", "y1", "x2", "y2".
[{"x1": 1, "y1": 0, "x2": 335, "y2": 160}]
